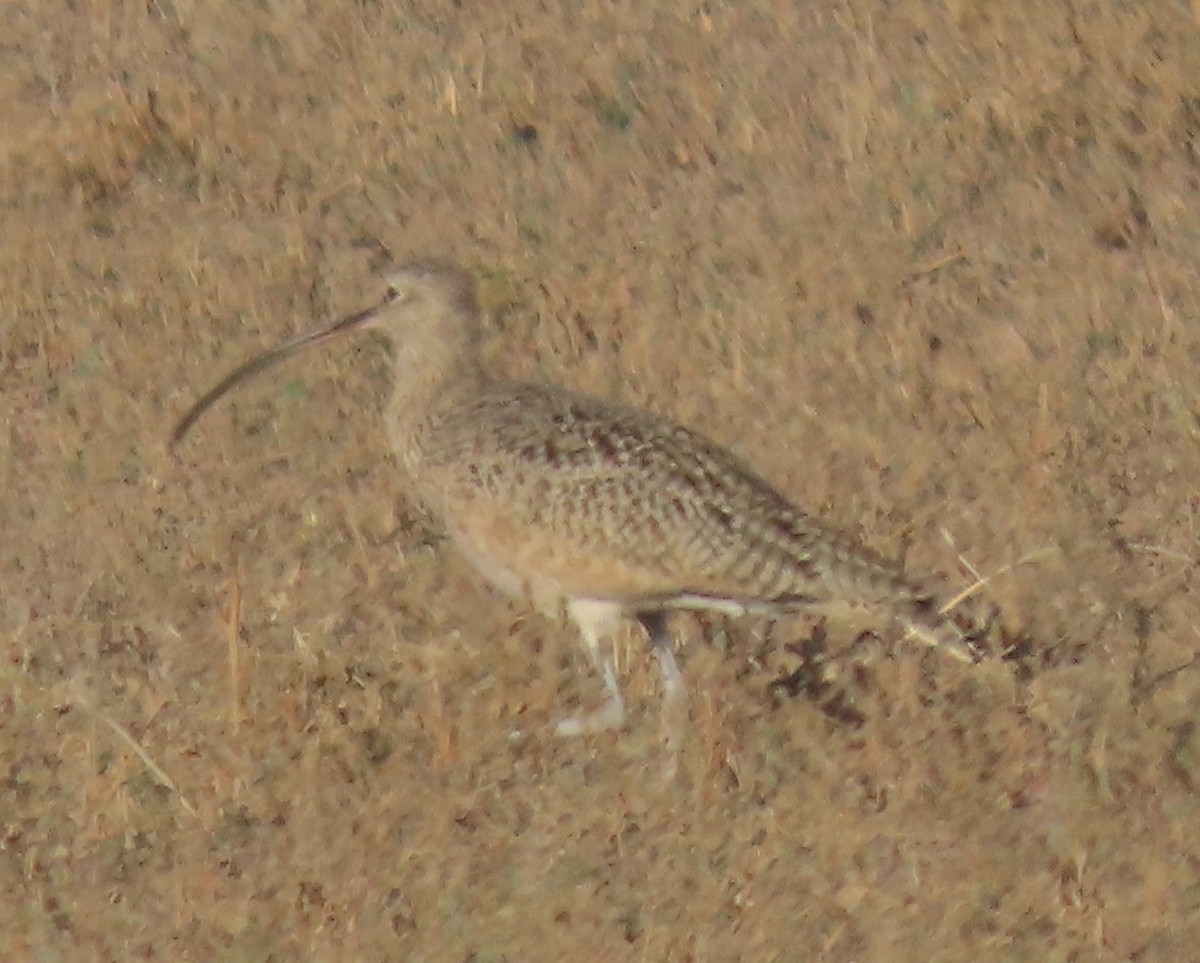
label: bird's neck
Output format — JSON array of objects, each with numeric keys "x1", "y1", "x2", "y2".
[{"x1": 384, "y1": 330, "x2": 482, "y2": 476}]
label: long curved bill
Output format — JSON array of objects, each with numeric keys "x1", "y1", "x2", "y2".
[{"x1": 169, "y1": 298, "x2": 385, "y2": 451}]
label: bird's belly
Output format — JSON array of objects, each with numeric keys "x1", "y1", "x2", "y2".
[{"x1": 441, "y1": 507, "x2": 678, "y2": 617}]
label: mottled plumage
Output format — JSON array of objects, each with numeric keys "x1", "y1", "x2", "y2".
[{"x1": 172, "y1": 259, "x2": 995, "y2": 735}]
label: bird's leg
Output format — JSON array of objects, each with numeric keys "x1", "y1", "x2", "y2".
[
  {"x1": 637, "y1": 611, "x2": 685, "y2": 702},
  {"x1": 637, "y1": 610, "x2": 688, "y2": 753},
  {"x1": 555, "y1": 598, "x2": 626, "y2": 737}
]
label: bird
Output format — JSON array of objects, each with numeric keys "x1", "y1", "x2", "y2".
[{"x1": 170, "y1": 259, "x2": 998, "y2": 736}]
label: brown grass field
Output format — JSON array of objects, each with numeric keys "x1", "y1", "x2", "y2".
[{"x1": 5, "y1": 1, "x2": 1200, "y2": 959}]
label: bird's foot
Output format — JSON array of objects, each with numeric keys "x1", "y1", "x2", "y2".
[
  {"x1": 555, "y1": 657, "x2": 626, "y2": 736},
  {"x1": 554, "y1": 692, "x2": 626, "y2": 737}
]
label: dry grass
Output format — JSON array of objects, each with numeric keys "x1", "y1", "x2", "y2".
[{"x1": 4, "y1": 0, "x2": 1200, "y2": 959}]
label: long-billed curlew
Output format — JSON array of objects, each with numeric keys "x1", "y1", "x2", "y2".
[{"x1": 171, "y1": 259, "x2": 997, "y2": 735}]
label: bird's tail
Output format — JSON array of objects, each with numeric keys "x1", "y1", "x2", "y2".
[{"x1": 895, "y1": 589, "x2": 1005, "y2": 664}]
